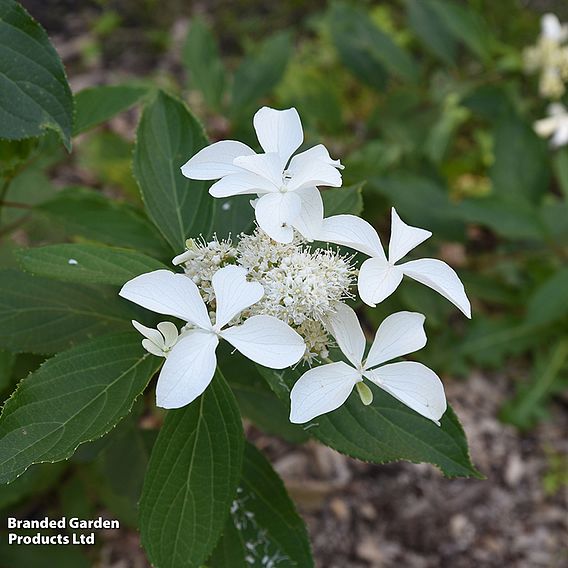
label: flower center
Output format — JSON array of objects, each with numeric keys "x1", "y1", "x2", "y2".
[{"x1": 279, "y1": 170, "x2": 292, "y2": 193}]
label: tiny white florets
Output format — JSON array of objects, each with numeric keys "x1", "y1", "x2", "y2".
[{"x1": 174, "y1": 227, "x2": 356, "y2": 362}]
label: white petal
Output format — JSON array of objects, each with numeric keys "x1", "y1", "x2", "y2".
[
  {"x1": 317, "y1": 215, "x2": 386, "y2": 260},
  {"x1": 119, "y1": 270, "x2": 211, "y2": 329},
  {"x1": 291, "y1": 186, "x2": 324, "y2": 241},
  {"x1": 156, "y1": 330, "x2": 219, "y2": 409},
  {"x1": 180, "y1": 141, "x2": 255, "y2": 180},
  {"x1": 222, "y1": 315, "x2": 305, "y2": 368},
  {"x1": 534, "y1": 116, "x2": 560, "y2": 139},
  {"x1": 212, "y1": 265, "x2": 264, "y2": 329},
  {"x1": 399, "y1": 258, "x2": 471, "y2": 318},
  {"x1": 233, "y1": 152, "x2": 283, "y2": 188},
  {"x1": 142, "y1": 339, "x2": 167, "y2": 357},
  {"x1": 388, "y1": 208, "x2": 432, "y2": 264},
  {"x1": 364, "y1": 362, "x2": 446, "y2": 425},
  {"x1": 358, "y1": 257, "x2": 403, "y2": 307},
  {"x1": 132, "y1": 319, "x2": 164, "y2": 348},
  {"x1": 157, "y1": 321, "x2": 179, "y2": 349},
  {"x1": 551, "y1": 123, "x2": 568, "y2": 148},
  {"x1": 326, "y1": 303, "x2": 365, "y2": 368},
  {"x1": 289, "y1": 361, "x2": 360, "y2": 423},
  {"x1": 287, "y1": 145, "x2": 343, "y2": 191},
  {"x1": 542, "y1": 13, "x2": 565, "y2": 40},
  {"x1": 253, "y1": 107, "x2": 303, "y2": 167},
  {"x1": 254, "y1": 192, "x2": 301, "y2": 243},
  {"x1": 365, "y1": 312, "x2": 426, "y2": 369},
  {"x1": 209, "y1": 171, "x2": 277, "y2": 197}
]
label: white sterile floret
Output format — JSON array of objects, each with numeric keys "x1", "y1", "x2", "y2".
[
  {"x1": 534, "y1": 103, "x2": 568, "y2": 147},
  {"x1": 120, "y1": 265, "x2": 305, "y2": 409},
  {"x1": 289, "y1": 303, "x2": 447, "y2": 425},
  {"x1": 172, "y1": 236, "x2": 237, "y2": 302},
  {"x1": 132, "y1": 320, "x2": 179, "y2": 357},
  {"x1": 317, "y1": 207, "x2": 471, "y2": 317},
  {"x1": 180, "y1": 106, "x2": 343, "y2": 243}
]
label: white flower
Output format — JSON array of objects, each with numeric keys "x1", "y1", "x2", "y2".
[
  {"x1": 290, "y1": 303, "x2": 446, "y2": 425},
  {"x1": 132, "y1": 320, "x2": 179, "y2": 357},
  {"x1": 534, "y1": 103, "x2": 568, "y2": 147},
  {"x1": 317, "y1": 207, "x2": 471, "y2": 317},
  {"x1": 180, "y1": 107, "x2": 343, "y2": 243},
  {"x1": 541, "y1": 13, "x2": 568, "y2": 43},
  {"x1": 120, "y1": 265, "x2": 305, "y2": 409}
]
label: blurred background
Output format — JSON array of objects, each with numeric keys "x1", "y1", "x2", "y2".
[{"x1": 1, "y1": 0, "x2": 567, "y2": 566}]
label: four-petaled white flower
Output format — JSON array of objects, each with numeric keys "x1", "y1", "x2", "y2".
[
  {"x1": 317, "y1": 207, "x2": 471, "y2": 317},
  {"x1": 290, "y1": 303, "x2": 446, "y2": 425},
  {"x1": 534, "y1": 103, "x2": 568, "y2": 147},
  {"x1": 181, "y1": 106, "x2": 343, "y2": 243},
  {"x1": 120, "y1": 265, "x2": 305, "y2": 409},
  {"x1": 132, "y1": 320, "x2": 179, "y2": 357}
]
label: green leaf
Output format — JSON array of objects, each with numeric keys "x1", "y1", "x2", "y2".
[
  {"x1": 329, "y1": 2, "x2": 418, "y2": 89},
  {"x1": 0, "y1": 462, "x2": 65, "y2": 510},
  {"x1": 140, "y1": 370, "x2": 244, "y2": 568},
  {"x1": 491, "y1": 113, "x2": 549, "y2": 204},
  {"x1": 74, "y1": 84, "x2": 147, "y2": 134},
  {"x1": 526, "y1": 267, "x2": 568, "y2": 326},
  {"x1": 17, "y1": 243, "x2": 168, "y2": 286},
  {"x1": 0, "y1": 333, "x2": 161, "y2": 484},
  {"x1": 93, "y1": 416, "x2": 153, "y2": 527},
  {"x1": 231, "y1": 32, "x2": 292, "y2": 114},
  {"x1": 0, "y1": 350, "x2": 15, "y2": 393},
  {"x1": 38, "y1": 187, "x2": 171, "y2": 259},
  {"x1": 322, "y1": 183, "x2": 364, "y2": 216},
  {"x1": 0, "y1": 270, "x2": 137, "y2": 354},
  {"x1": 218, "y1": 345, "x2": 308, "y2": 443},
  {"x1": 428, "y1": 0, "x2": 492, "y2": 61},
  {"x1": 552, "y1": 146, "x2": 568, "y2": 200},
  {"x1": 0, "y1": 0, "x2": 73, "y2": 149},
  {"x1": 210, "y1": 443, "x2": 313, "y2": 567},
  {"x1": 259, "y1": 366, "x2": 481, "y2": 479},
  {"x1": 456, "y1": 196, "x2": 546, "y2": 240},
  {"x1": 183, "y1": 18, "x2": 226, "y2": 111},
  {"x1": 211, "y1": 195, "x2": 255, "y2": 239},
  {"x1": 134, "y1": 90, "x2": 215, "y2": 251},
  {"x1": 404, "y1": 0, "x2": 457, "y2": 66}
]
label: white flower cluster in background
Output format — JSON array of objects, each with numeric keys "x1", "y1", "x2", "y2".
[
  {"x1": 525, "y1": 14, "x2": 568, "y2": 147},
  {"x1": 120, "y1": 107, "x2": 471, "y2": 427}
]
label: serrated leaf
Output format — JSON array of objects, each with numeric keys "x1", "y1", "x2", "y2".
[
  {"x1": 209, "y1": 442, "x2": 313, "y2": 568},
  {"x1": 38, "y1": 187, "x2": 171, "y2": 259},
  {"x1": 0, "y1": 0, "x2": 73, "y2": 149},
  {"x1": 139, "y1": 370, "x2": 244, "y2": 568},
  {"x1": 17, "y1": 243, "x2": 168, "y2": 286},
  {"x1": 231, "y1": 32, "x2": 292, "y2": 114},
  {"x1": 330, "y1": 2, "x2": 418, "y2": 90},
  {"x1": 259, "y1": 366, "x2": 481, "y2": 478},
  {"x1": 74, "y1": 84, "x2": 148, "y2": 134},
  {"x1": 183, "y1": 18, "x2": 226, "y2": 111},
  {"x1": 0, "y1": 270, "x2": 138, "y2": 354},
  {"x1": 322, "y1": 183, "x2": 364, "y2": 216},
  {"x1": 0, "y1": 333, "x2": 161, "y2": 484},
  {"x1": 134, "y1": 90, "x2": 215, "y2": 251}
]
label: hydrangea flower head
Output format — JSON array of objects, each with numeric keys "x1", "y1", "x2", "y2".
[{"x1": 181, "y1": 107, "x2": 343, "y2": 243}]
